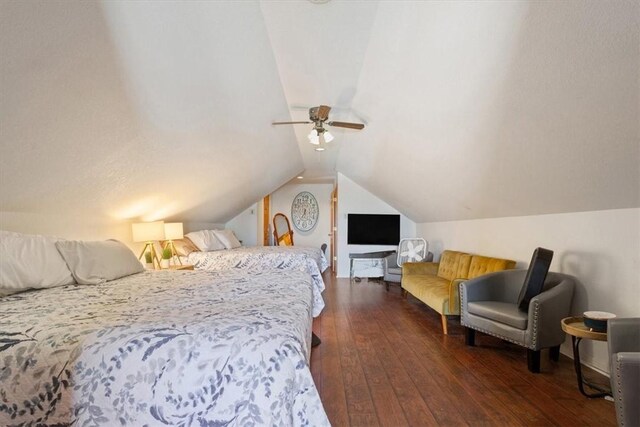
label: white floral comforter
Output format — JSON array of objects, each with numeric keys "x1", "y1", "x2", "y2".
[
  {"x1": 187, "y1": 246, "x2": 329, "y2": 317},
  {"x1": 0, "y1": 270, "x2": 329, "y2": 427}
]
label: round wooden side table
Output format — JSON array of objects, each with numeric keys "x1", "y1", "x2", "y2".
[{"x1": 561, "y1": 316, "x2": 612, "y2": 398}]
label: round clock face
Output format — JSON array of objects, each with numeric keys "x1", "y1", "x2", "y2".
[{"x1": 291, "y1": 191, "x2": 319, "y2": 232}]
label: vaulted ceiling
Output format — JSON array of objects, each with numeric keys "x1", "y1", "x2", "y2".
[{"x1": 1, "y1": 1, "x2": 638, "y2": 224}]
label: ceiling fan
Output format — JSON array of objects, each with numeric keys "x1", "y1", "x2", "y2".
[{"x1": 272, "y1": 105, "x2": 365, "y2": 151}]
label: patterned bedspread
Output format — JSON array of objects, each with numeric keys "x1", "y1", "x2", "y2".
[
  {"x1": 0, "y1": 270, "x2": 329, "y2": 427},
  {"x1": 187, "y1": 246, "x2": 329, "y2": 317}
]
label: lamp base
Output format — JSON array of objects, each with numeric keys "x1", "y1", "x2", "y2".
[
  {"x1": 138, "y1": 242, "x2": 161, "y2": 270},
  {"x1": 163, "y1": 240, "x2": 183, "y2": 266}
]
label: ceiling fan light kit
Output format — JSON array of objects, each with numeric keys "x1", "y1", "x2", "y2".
[
  {"x1": 324, "y1": 130, "x2": 334, "y2": 143},
  {"x1": 273, "y1": 104, "x2": 364, "y2": 151},
  {"x1": 307, "y1": 129, "x2": 320, "y2": 145}
]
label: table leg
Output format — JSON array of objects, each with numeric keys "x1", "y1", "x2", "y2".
[
  {"x1": 571, "y1": 336, "x2": 611, "y2": 398},
  {"x1": 350, "y1": 259, "x2": 354, "y2": 284}
]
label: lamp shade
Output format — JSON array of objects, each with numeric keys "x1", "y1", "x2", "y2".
[
  {"x1": 132, "y1": 221, "x2": 165, "y2": 242},
  {"x1": 307, "y1": 129, "x2": 320, "y2": 145},
  {"x1": 164, "y1": 222, "x2": 184, "y2": 240},
  {"x1": 324, "y1": 131, "x2": 334, "y2": 143}
]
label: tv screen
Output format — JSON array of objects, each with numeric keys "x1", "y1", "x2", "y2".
[{"x1": 348, "y1": 214, "x2": 400, "y2": 245}]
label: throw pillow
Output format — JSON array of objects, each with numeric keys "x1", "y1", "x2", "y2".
[
  {"x1": 55, "y1": 239, "x2": 144, "y2": 285},
  {"x1": 0, "y1": 230, "x2": 75, "y2": 296}
]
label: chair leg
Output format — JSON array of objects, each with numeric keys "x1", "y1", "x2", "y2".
[
  {"x1": 385, "y1": 281, "x2": 389, "y2": 291},
  {"x1": 401, "y1": 289, "x2": 407, "y2": 298},
  {"x1": 549, "y1": 345, "x2": 560, "y2": 361},
  {"x1": 527, "y1": 349, "x2": 541, "y2": 373},
  {"x1": 465, "y1": 327, "x2": 475, "y2": 346},
  {"x1": 441, "y1": 314, "x2": 448, "y2": 335},
  {"x1": 311, "y1": 332, "x2": 321, "y2": 347}
]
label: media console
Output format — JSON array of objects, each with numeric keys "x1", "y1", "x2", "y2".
[{"x1": 349, "y1": 250, "x2": 396, "y2": 283}]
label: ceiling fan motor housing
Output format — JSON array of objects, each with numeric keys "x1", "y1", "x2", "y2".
[{"x1": 309, "y1": 105, "x2": 330, "y2": 122}]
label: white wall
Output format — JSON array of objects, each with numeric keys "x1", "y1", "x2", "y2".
[
  {"x1": 0, "y1": 211, "x2": 223, "y2": 251},
  {"x1": 270, "y1": 182, "x2": 333, "y2": 255},
  {"x1": 417, "y1": 207, "x2": 640, "y2": 374},
  {"x1": 0, "y1": 211, "x2": 132, "y2": 242},
  {"x1": 336, "y1": 173, "x2": 416, "y2": 277},
  {"x1": 224, "y1": 204, "x2": 258, "y2": 246}
]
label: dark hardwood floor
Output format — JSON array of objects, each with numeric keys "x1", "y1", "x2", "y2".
[{"x1": 310, "y1": 272, "x2": 616, "y2": 426}]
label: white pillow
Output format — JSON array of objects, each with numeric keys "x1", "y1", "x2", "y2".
[
  {"x1": 185, "y1": 230, "x2": 209, "y2": 251},
  {"x1": 0, "y1": 230, "x2": 75, "y2": 297},
  {"x1": 185, "y1": 230, "x2": 225, "y2": 251},
  {"x1": 55, "y1": 239, "x2": 144, "y2": 285},
  {"x1": 212, "y1": 229, "x2": 242, "y2": 249},
  {"x1": 205, "y1": 230, "x2": 226, "y2": 251}
]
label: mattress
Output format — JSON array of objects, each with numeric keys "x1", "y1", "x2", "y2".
[
  {"x1": 0, "y1": 269, "x2": 329, "y2": 426},
  {"x1": 186, "y1": 246, "x2": 329, "y2": 317}
]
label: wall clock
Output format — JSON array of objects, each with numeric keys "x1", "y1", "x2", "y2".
[{"x1": 291, "y1": 191, "x2": 319, "y2": 232}]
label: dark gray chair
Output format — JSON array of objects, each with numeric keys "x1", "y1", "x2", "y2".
[
  {"x1": 460, "y1": 269, "x2": 575, "y2": 373},
  {"x1": 608, "y1": 318, "x2": 640, "y2": 427}
]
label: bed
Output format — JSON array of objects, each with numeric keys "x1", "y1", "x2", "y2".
[
  {"x1": 0, "y1": 269, "x2": 330, "y2": 426},
  {"x1": 185, "y1": 246, "x2": 329, "y2": 317}
]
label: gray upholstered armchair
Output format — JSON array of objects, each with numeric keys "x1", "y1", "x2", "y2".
[
  {"x1": 608, "y1": 318, "x2": 640, "y2": 427},
  {"x1": 460, "y1": 269, "x2": 575, "y2": 373},
  {"x1": 383, "y1": 250, "x2": 433, "y2": 291}
]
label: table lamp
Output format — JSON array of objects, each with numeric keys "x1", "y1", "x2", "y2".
[
  {"x1": 164, "y1": 222, "x2": 184, "y2": 266},
  {"x1": 132, "y1": 221, "x2": 165, "y2": 269}
]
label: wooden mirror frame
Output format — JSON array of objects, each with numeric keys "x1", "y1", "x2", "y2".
[{"x1": 273, "y1": 213, "x2": 294, "y2": 246}]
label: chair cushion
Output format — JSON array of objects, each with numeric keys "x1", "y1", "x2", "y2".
[
  {"x1": 467, "y1": 301, "x2": 528, "y2": 330},
  {"x1": 517, "y1": 247, "x2": 553, "y2": 310},
  {"x1": 402, "y1": 275, "x2": 452, "y2": 314},
  {"x1": 387, "y1": 267, "x2": 402, "y2": 275}
]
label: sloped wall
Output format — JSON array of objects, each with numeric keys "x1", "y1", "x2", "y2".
[
  {"x1": 225, "y1": 204, "x2": 259, "y2": 247},
  {"x1": 0, "y1": 1, "x2": 303, "y2": 227},
  {"x1": 417, "y1": 207, "x2": 640, "y2": 374},
  {"x1": 0, "y1": 211, "x2": 223, "y2": 251}
]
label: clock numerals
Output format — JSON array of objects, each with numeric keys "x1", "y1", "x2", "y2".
[{"x1": 292, "y1": 192, "x2": 319, "y2": 232}]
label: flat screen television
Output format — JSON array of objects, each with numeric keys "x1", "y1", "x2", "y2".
[{"x1": 347, "y1": 214, "x2": 400, "y2": 245}]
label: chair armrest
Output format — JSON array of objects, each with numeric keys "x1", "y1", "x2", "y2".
[
  {"x1": 609, "y1": 318, "x2": 640, "y2": 355},
  {"x1": 403, "y1": 261, "x2": 439, "y2": 276},
  {"x1": 611, "y1": 352, "x2": 640, "y2": 427},
  {"x1": 461, "y1": 269, "x2": 527, "y2": 303},
  {"x1": 528, "y1": 278, "x2": 574, "y2": 349}
]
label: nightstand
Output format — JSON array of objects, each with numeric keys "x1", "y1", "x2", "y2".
[{"x1": 165, "y1": 264, "x2": 194, "y2": 271}]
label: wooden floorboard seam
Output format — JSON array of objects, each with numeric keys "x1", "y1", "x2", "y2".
[{"x1": 311, "y1": 274, "x2": 616, "y2": 427}]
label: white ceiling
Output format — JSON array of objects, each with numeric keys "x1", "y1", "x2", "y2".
[{"x1": 1, "y1": 1, "x2": 638, "y2": 224}]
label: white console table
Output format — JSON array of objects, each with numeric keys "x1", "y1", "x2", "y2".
[{"x1": 349, "y1": 250, "x2": 395, "y2": 283}]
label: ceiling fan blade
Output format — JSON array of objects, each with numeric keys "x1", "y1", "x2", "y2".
[
  {"x1": 272, "y1": 121, "x2": 312, "y2": 125},
  {"x1": 326, "y1": 121, "x2": 365, "y2": 130},
  {"x1": 317, "y1": 105, "x2": 331, "y2": 120}
]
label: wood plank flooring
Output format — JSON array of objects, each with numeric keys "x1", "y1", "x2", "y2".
[{"x1": 310, "y1": 272, "x2": 616, "y2": 427}]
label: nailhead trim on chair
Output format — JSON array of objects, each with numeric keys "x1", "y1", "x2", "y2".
[
  {"x1": 531, "y1": 301, "x2": 540, "y2": 349},
  {"x1": 616, "y1": 359, "x2": 625, "y2": 426},
  {"x1": 459, "y1": 282, "x2": 537, "y2": 350}
]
